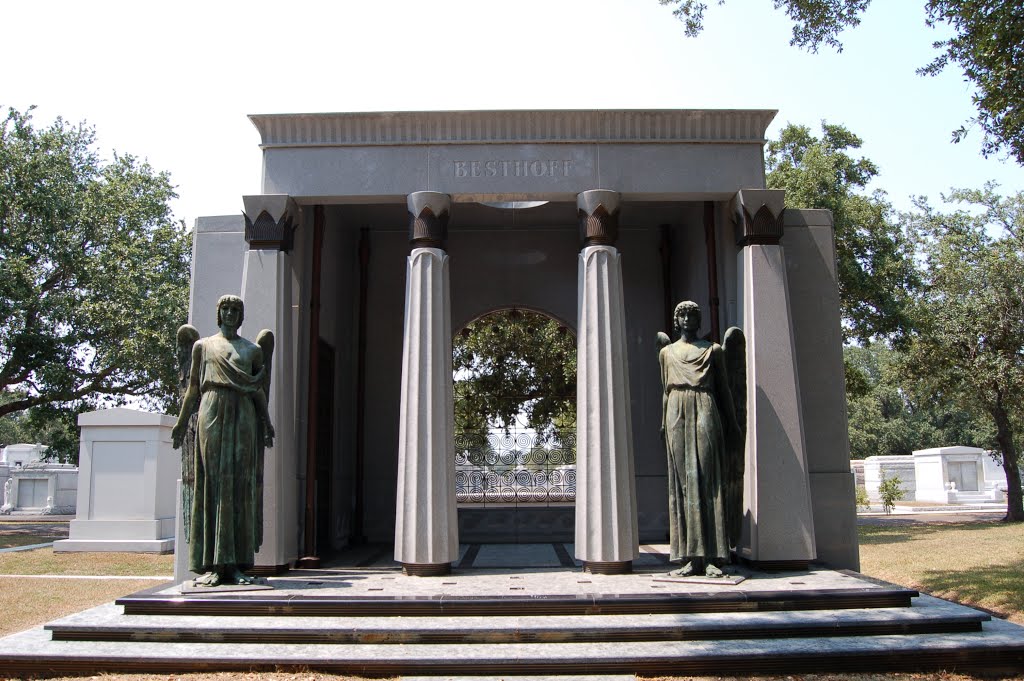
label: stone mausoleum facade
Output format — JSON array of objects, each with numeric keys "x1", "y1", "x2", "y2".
[{"x1": 186, "y1": 109, "x2": 858, "y2": 574}]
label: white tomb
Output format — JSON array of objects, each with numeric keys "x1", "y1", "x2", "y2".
[
  {"x1": 1, "y1": 443, "x2": 47, "y2": 467},
  {"x1": 913, "y1": 446, "x2": 1006, "y2": 503},
  {"x1": 54, "y1": 407, "x2": 180, "y2": 553},
  {"x1": 862, "y1": 455, "x2": 916, "y2": 502},
  {"x1": 0, "y1": 444, "x2": 78, "y2": 516}
]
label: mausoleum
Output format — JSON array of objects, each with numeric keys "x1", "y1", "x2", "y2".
[{"x1": 186, "y1": 109, "x2": 858, "y2": 574}]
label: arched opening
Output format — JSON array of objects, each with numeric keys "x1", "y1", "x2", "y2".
[{"x1": 452, "y1": 308, "x2": 576, "y2": 539}]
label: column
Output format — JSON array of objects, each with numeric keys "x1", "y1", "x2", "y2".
[
  {"x1": 574, "y1": 190, "x2": 639, "y2": 574},
  {"x1": 241, "y1": 194, "x2": 299, "y2": 573},
  {"x1": 394, "y1": 191, "x2": 459, "y2": 576},
  {"x1": 731, "y1": 189, "x2": 817, "y2": 569}
]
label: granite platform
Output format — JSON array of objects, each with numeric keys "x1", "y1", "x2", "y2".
[{"x1": 0, "y1": 542, "x2": 1022, "y2": 677}]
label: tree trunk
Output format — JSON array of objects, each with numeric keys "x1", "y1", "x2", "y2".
[{"x1": 991, "y1": 395, "x2": 1024, "y2": 522}]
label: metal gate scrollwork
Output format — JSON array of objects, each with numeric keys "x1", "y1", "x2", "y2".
[{"x1": 455, "y1": 428, "x2": 576, "y2": 504}]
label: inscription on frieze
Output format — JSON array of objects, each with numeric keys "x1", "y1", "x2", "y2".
[{"x1": 453, "y1": 159, "x2": 575, "y2": 178}]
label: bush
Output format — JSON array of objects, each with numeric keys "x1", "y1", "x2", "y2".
[
  {"x1": 855, "y1": 486, "x2": 871, "y2": 510},
  {"x1": 878, "y1": 476, "x2": 904, "y2": 515}
]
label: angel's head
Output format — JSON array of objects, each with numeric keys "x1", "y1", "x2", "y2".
[
  {"x1": 673, "y1": 300, "x2": 701, "y2": 335},
  {"x1": 217, "y1": 295, "x2": 245, "y2": 328}
]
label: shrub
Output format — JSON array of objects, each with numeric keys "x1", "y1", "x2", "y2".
[{"x1": 878, "y1": 476, "x2": 904, "y2": 515}]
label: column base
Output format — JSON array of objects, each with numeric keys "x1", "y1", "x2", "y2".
[
  {"x1": 582, "y1": 560, "x2": 632, "y2": 575},
  {"x1": 402, "y1": 562, "x2": 451, "y2": 577},
  {"x1": 295, "y1": 556, "x2": 321, "y2": 569}
]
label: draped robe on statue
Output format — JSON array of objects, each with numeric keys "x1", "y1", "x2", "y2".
[
  {"x1": 659, "y1": 339, "x2": 738, "y2": 565},
  {"x1": 188, "y1": 335, "x2": 266, "y2": 574}
]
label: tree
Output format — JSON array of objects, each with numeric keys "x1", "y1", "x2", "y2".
[
  {"x1": 453, "y1": 308, "x2": 576, "y2": 438},
  {"x1": 0, "y1": 107, "x2": 191, "y2": 452},
  {"x1": 919, "y1": 2, "x2": 1024, "y2": 164},
  {"x1": 845, "y1": 343, "x2": 992, "y2": 459},
  {"x1": 900, "y1": 184, "x2": 1024, "y2": 521},
  {"x1": 658, "y1": 0, "x2": 868, "y2": 52},
  {"x1": 766, "y1": 122, "x2": 919, "y2": 342},
  {"x1": 659, "y1": 1, "x2": 1024, "y2": 163}
]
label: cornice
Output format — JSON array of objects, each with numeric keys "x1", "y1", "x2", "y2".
[{"x1": 248, "y1": 109, "x2": 777, "y2": 148}]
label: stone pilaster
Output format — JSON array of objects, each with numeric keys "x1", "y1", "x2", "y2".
[
  {"x1": 731, "y1": 189, "x2": 817, "y2": 569},
  {"x1": 394, "y1": 191, "x2": 458, "y2": 576},
  {"x1": 574, "y1": 190, "x2": 639, "y2": 574},
  {"x1": 240, "y1": 195, "x2": 300, "y2": 572}
]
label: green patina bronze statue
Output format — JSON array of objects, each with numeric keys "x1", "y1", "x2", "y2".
[
  {"x1": 657, "y1": 301, "x2": 746, "y2": 578},
  {"x1": 172, "y1": 295, "x2": 275, "y2": 587}
]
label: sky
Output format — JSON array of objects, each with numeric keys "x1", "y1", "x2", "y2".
[{"x1": 6, "y1": 0, "x2": 1024, "y2": 225}]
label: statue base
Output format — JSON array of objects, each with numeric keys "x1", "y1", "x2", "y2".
[
  {"x1": 653, "y1": 574, "x2": 747, "y2": 586},
  {"x1": 180, "y1": 579, "x2": 273, "y2": 594}
]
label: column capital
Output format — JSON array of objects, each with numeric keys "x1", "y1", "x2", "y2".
[
  {"x1": 730, "y1": 189, "x2": 785, "y2": 247},
  {"x1": 577, "y1": 190, "x2": 620, "y2": 248},
  {"x1": 407, "y1": 191, "x2": 451, "y2": 251},
  {"x1": 243, "y1": 195, "x2": 299, "y2": 252}
]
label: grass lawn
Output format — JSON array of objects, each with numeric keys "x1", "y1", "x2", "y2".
[
  {"x1": 0, "y1": 521, "x2": 68, "y2": 549},
  {"x1": 858, "y1": 519, "x2": 1024, "y2": 624},
  {"x1": 0, "y1": 547, "x2": 173, "y2": 577}
]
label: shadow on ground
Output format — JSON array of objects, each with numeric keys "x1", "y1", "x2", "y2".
[
  {"x1": 917, "y1": 558, "x2": 1024, "y2": 622},
  {"x1": 858, "y1": 520, "x2": 1007, "y2": 545}
]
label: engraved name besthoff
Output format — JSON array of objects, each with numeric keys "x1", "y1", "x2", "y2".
[{"x1": 454, "y1": 159, "x2": 574, "y2": 178}]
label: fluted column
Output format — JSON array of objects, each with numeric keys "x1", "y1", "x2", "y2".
[
  {"x1": 394, "y1": 191, "x2": 458, "y2": 576},
  {"x1": 731, "y1": 189, "x2": 817, "y2": 569},
  {"x1": 574, "y1": 190, "x2": 639, "y2": 574},
  {"x1": 239, "y1": 195, "x2": 298, "y2": 573}
]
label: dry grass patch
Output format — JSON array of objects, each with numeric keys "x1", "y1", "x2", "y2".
[
  {"x1": 0, "y1": 547, "x2": 173, "y2": 577},
  {"x1": 0, "y1": 535, "x2": 62, "y2": 549},
  {"x1": 858, "y1": 520, "x2": 1024, "y2": 623},
  {"x1": 0, "y1": 576, "x2": 160, "y2": 638},
  {"x1": 0, "y1": 521, "x2": 68, "y2": 549}
]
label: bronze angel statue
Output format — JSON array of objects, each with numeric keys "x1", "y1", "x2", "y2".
[
  {"x1": 657, "y1": 301, "x2": 746, "y2": 578},
  {"x1": 172, "y1": 295, "x2": 275, "y2": 587}
]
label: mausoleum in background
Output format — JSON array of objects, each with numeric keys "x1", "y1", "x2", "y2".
[{"x1": 186, "y1": 109, "x2": 858, "y2": 574}]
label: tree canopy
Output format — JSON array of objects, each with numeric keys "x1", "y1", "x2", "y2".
[
  {"x1": 453, "y1": 308, "x2": 576, "y2": 437},
  {"x1": 659, "y1": 0, "x2": 1024, "y2": 163},
  {"x1": 766, "y1": 122, "x2": 919, "y2": 342},
  {"x1": 845, "y1": 343, "x2": 992, "y2": 459},
  {"x1": 0, "y1": 107, "x2": 191, "y2": 458},
  {"x1": 900, "y1": 184, "x2": 1024, "y2": 521}
]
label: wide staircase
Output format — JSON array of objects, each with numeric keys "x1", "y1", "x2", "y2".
[{"x1": 1, "y1": 543, "x2": 1023, "y2": 677}]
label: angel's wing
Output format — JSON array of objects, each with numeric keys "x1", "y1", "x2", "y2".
[
  {"x1": 174, "y1": 324, "x2": 200, "y2": 544},
  {"x1": 656, "y1": 331, "x2": 671, "y2": 352},
  {"x1": 723, "y1": 327, "x2": 747, "y2": 436},
  {"x1": 722, "y1": 326, "x2": 747, "y2": 547},
  {"x1": 175, "y1": 324, "x2": 200, "y2": 396},
  {"x1": 256, "y1": 329, "x2": 275, "y2": 401},
  {"x1": 253, "y1": 329, "x2": 275, "y2": 550}
]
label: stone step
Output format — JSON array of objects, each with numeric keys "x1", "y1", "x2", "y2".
[
  {"x1": 2, "y1": 597, "x2": 1023, "y2": 677},
  {"x1": 116, "y1": 584, "x2": 917, "y2": 617},
  {"x1": 47, "y1": 598, "x2": 987, "y2": 644}
]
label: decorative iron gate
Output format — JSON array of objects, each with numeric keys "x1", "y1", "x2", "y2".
[
  {"x1": 452, "y1": 307, "x2": 577, "y2": 505},
  {"x1": 454, "y1": 427, "x2": 576, "y2": 504}
]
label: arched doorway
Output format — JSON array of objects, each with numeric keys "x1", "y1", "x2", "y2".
[{"x1": 452, "y1": 307, "x2": 577, "y2": 542}]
